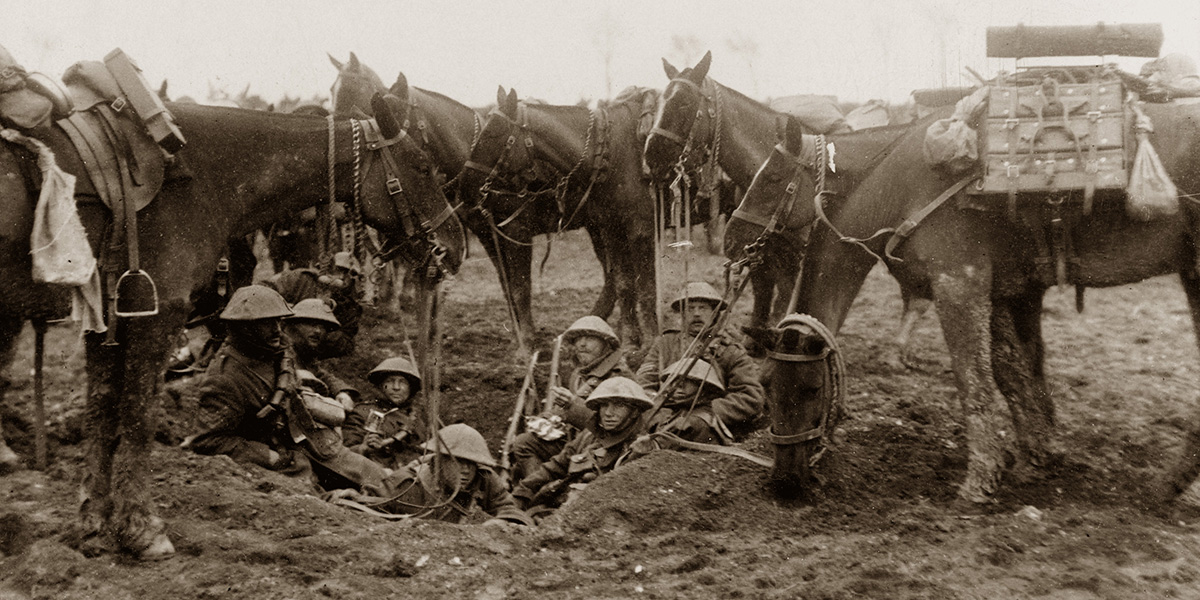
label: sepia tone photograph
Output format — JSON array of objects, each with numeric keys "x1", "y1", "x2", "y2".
[{"x1": 2, "y1": 0, "x2": 1200, "y2": 597}]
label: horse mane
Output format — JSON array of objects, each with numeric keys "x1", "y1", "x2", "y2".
[{"x1": 412, "y1": 86, "x2": 474, "y2": 112}]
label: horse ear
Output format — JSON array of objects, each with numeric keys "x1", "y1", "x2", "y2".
[
  {"x1": 348, "y1": 52, "x2": 361, "y2": 70},
  {"x1": 371, "y1": 93, "x2": 402, "y2": 139},
  {"x1": 741, "y1": 326, "x2": 777, "y2": 352},
  {"x1": 785, "y1": 114, "x2": 806, "y2": 154},
  {"x1": 328, "y1": 53, "x2": 344, "y2": 71},
  {"x1": 503, "y1": 89, "x2": 519, "y2": 118},
  {"x1": 690, "y1": 51, "x2": 713, "y2": 83},
  {"x1": 496, "y1": 86, "x2": 507, "y2": 107},
  {"x1": 391, "y1": 72, "x2": 409, "y2": 97},
  {"x1": 158, "y1": 79, "x2": 169, "y2": 102},
  {"x1": 663, "y1": 58, "x2": 680, "y2": 80}
]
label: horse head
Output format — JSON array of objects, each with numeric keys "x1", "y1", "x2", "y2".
[
  {"x1": 330, "y1": 52, "x2": 387, "y2": 119},
  {"x1": 458, "y1": 87, "x2": 550, "y2": 213},
  {"x1": 644, "y1": 50, "x2": 714, "y2": 181},
  {"x1": 359, "y1": 92, "x2": 464, "y2": 274},
  {"x1": 743, "y1": 314, "x2": 840, "y2": 499},
  {"x1": 724, "y1": 114, "x2": 819, "y2": 264}
]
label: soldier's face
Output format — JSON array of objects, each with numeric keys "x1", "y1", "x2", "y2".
[
  {"x1": 441, "y1": 458, "x2": 477, "y2": 491},
  {"x1": 598, "y1": 400, "x2": 634, "y2": 431},
  {"x1": 681, "y1": 301, "x2": 718, "y2": 335},
  {"x1": 670, "y1": 379, "x2": 702, "y2": 401},
  {"x1": 381, "y1": 375, "x2": 412, "y2": 406},
  {"x1": 246, "y1": 319, "x2": 283, "y2": 349},
  {"x1": 572, "y1": 335, "x2": 608, "y2": 365}
]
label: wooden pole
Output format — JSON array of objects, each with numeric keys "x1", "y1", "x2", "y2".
[{"x1": 32, "y1": 319, "x2": 48, "y2": 471}]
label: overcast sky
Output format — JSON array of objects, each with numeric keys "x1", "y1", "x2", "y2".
[{"x1": 6, "y1": 0, "x2": 1199, "y2": 108}]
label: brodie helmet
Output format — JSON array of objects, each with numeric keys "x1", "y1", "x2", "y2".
[
  {"x1": 670, "y1": 281, "x2": 727, "y2": 312},
  {"x1": 367, "y1": 356, "x2": 423, "y2": 393},
  {"x1": 220, "y1": 285, "x2": 293, "y2": 321},
  {"x1": 584, "y1": 376, "x2": 653, "y2": 412},
  {"x1": 420, "y1": 423, "x2": 497, "y2": 467},
  {"x1": 286, "y1": 298, "x2": 341, "y2": 328},
  {"x1": 562, "y1": 315, "x2": 620, "y2": 348},
  {"x1": 661, "y1": 358, "x2": 726, "y2": 394}
]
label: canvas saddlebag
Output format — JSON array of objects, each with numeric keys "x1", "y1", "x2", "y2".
[{"x1": 975, "y1": 70, "x2": 1129, "y2": 198}]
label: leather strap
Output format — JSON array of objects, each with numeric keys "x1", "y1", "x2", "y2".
[
  {"x1": 884, "y1": 174, "x2": 976, "y2": 262},
  {"x1": 652, "y1": 431, "x2": 774, "y2": 468}
]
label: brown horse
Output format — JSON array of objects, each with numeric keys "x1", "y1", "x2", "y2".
[
  {"x1": 330, "y1": 53, "x2": 560, "y2": 353},
  {"x1": 740, "y1": 97, "x2": 1200, "y2": 504},
  {"x1": 645, "y1": 52, "x2": 932, "y2": 366},
  {"x1": 0, "y1": 93, "x2": 464, "y2": 558},
  {"x1": 458, "y1": 87, "x2": 660, "y2": 348}
]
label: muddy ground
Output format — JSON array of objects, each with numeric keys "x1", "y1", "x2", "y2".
[{"x1": 3, "y1": 229, "x2": 1200, "y2": 599}]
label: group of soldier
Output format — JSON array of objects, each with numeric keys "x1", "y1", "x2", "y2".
[{"x1": 184, "y1": 263, "x2": 765, "y2": 526}]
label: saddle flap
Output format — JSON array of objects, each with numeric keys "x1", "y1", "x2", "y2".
[{"x1": 53, "y1": 107, "x2": 164, "y2": 212}]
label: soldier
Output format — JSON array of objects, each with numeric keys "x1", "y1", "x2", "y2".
[
  {"x1": 265, "y1": 258, "x2": 361, "y2": 359},
  {"x1": 334, "y1": 423, "x2": 532, "y2": 525},
  {"x1": 188, "y1": 285, "x2": 385, "y2": 493},
  {"x1": 513, "y1": 377, "x2": 652, "y2": 511},
  {"x1": 342, "y1": 356, "x2": 426, "y2": 469},
  {"x1": 283, "y1": 298, "x2": 358, "y2": 410},
  {"x1": 509, "y1": 315, "x2": 631, "y2": 483},
  {"x1": 636, "y1": 282, "x2": 765, "y2": 440},
  {"x1": 647, "y1": 358, "x2": 731, "y2": 444}
]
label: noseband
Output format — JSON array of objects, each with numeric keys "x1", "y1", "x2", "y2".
[{"x1": 763, "y1": 314, "x2": 844, "y2": 468}]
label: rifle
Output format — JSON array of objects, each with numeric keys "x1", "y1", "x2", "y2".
[
  {"x1": 499, "y1": 350, "x2": 540, "y2": 481},
  {"x1": 256, "y1": 345, "x2": 298, "y2": 420},
  {"x1": 542, "y1": 335, "x2": 563, "y2": 413}
]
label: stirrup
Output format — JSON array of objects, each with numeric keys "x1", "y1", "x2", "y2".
[{"x1": 114, "y1": 269, "x2": 159, "y2": 317}]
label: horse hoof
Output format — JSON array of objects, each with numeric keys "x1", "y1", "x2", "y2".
[{"x1": 137, "y1": 533, "x2": 176, "y2": 561}]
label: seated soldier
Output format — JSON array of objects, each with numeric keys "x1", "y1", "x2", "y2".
[
  {"x1": 332, "y1": 424, "x2": 532, "y2": 526},
  {"x1": 266, "y1": 258, "x2": 361, "y2": 359},
  {"x1": 513, "y1": 377, "x2": 652, "y2": 511},
  {"x1": 342, "y1": 356, "x2": 426, "y2": 469},
  {"x1": 510, "y1": 315, "x2": 630, "y2": 483},
  {"x1": 283, "y1": 298, "x2": 358, "y2": 410},
  {"x1": 648, "y1": 358, "x2": 732, "y2": 445},
  {"x1": 637, "y1": 282, "x2": 764, "y2": 439},
  {"x1": 188, "y1": 285, "x2": 385, "y2": 494}
]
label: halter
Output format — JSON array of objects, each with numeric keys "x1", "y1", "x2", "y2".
[
  {"x1": 731, "y1": 135, "x2": 832, "y2": 266},
  {"x1": 762, "y1": 313, "x2": 844, "y2": 468}
]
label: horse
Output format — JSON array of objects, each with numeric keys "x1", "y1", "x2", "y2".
[
  {"x1": 644, "y1": 51, "x2": 932, "y2": 367},
  {"x1": 0, "y1": 92, "x2": 465, "y2": 559},
  {"x1": 330, "y1": 53, "x2": 555, "y2": 353},
  {"x1": 457, "y1": 87, "x2": 661, "y2": 349},
  {"x1": 739, "y1": 94, "x2": 1200, "y2": 504}
]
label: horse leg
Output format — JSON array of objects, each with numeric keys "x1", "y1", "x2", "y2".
[
  {"x1": 632, "y1": 239, "x2": 660, "y2": 348},
  {"x1": 990, "y1": 288, "x2": 1058, "y2": 471},
  {"x1": 930, "y1": 264, "x2": 1012, "y2": 502},
  {"x1": 1162, "y1": 269, "x2": 1200, "y2": 499},
  {"x1": 80, "y1": 332, "x2": 121, "y2": 554},
  {"x1": 110, "y1": 314, "x2": 174, "y2": 558},
  {"x1": 0, "y1": 313, "x2": 24, "y2": 472},
  {"x1": 586, "y1": 229, "x2": 617, "y2": 320},
  {"x1": 885, "y1": 289, "x2": 933, "y2": 371}
]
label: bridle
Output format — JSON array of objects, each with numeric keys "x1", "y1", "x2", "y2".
[
  {"x1": 329, "y1": 115, "x2": 458, "y2": 280},
  {"x1": 461, "y1": 103, "x2": 607, "y2": 245},
  {"x1": 730, "y1": 135, "x2": 832, "y2": 262},
  {"x1": 762, "y1": 313, "x2": 843, "y2": 467},
  {"x1": 394, "y1": 85, "x2": 485, "y2": 196},
  {"x1": 649, "y1": 75, "x2": 722, "y2": 186}
]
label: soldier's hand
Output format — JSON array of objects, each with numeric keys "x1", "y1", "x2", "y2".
[
  {"x1": 365, "y1": 432, "x2": 386, "y2": 450},
  {"x1": 549, "y1": 386, "x2": 574, "y2": 409},
  {"x1": 267, "y1": 450, "x2": 282, "y2": 468}
]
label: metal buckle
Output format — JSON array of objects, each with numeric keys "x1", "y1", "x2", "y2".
[
  {"x1": 785, "y1": 181, "x2": 798, "y2": 195},
  {"x1": 1006, "y1": 164, "x2": 1020, "y2": 178},
  {"x1": 386, "y1": 177, "x2": 403, "y2": 195},
  {"x1": 111, "y1": 96, "x2": 128, "y2": 112},
  {"x1": 1086, "y1": 110, "x2": 1101, "y2": 122},
  {"x1": 1005, "y1": 118, "x2": 1019, "y2": 130}
]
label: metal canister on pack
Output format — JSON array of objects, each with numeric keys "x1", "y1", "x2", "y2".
[{"x1": 364, "y1": 409, "x2": 386, "y2": 434}]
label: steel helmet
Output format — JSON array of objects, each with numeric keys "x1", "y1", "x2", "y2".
[
  {"x1": 286, "y1": 298, "x2": 341, "y2": 328},
  {"x1": 670, "y1": 281, "x2": 727, "y2": 312},
  {"x1": 220, "y1": 285, "x2": 293, "y2": 321},
  {"x1": 661, "y1": 358, "x2": 726, "y2": 393},
  {"x1": 420, "y1": 423, "x2": 497, "y2": 467},
  {"x1": 333, "y1": 251, "x2": 361, "y2": 275},
  {"x1": 367, "y1": 356, "x2": 423, "y2": 393},
  {"x1": 562, "y1": 315, "x2": 620, "y2": 348},
  {"x1": 296, "y1": 369, "x2": 330, "y2": 396},
  {"x1": 585, "y1": 376, "x2": 653, "y2": 412}
]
